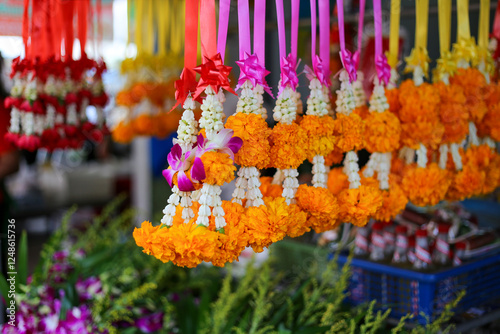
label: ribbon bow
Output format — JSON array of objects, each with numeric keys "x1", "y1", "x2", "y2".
[
  {"x1": 171, "y1": 68, "x2": 201, "y2": 111},
  {"x1": 193, "y1": 53, "x2": 236, "y2": 100},
  {"x1": 434, "y1": 51, "x2": 457, "y2": 79},
  {"x1": 280, "y1": 53, "x2": 299, "y2": 91},
  {"x1": 452, "y1": 37, "x2": 477, "y2": 64},
  {"x1": 235, "y1": 52, "x2": 273, "y2": 97},
  {"x1": 375, "y1": 54, "x2": 391, "y2": 85},
  {"x1": 304, "y1": 55, "x2": 331, "y2": 87},
  {"x1": 339, "y1": 49, "x2": 357, "y2": 82}
]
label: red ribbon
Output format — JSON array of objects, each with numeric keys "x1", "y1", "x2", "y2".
[
  {"x1": 61, "y1": 1, "x2": 75, "y2": 60},
  {"x1": 77, "y1": 0, "x2": 89, "y2": 59},
  {"x1": 493, "y1": 0, "x2": 500, "y2": 59},
  {"x1": 22, "y1": 0, "x2": 30, "y2": 59},
  {"x1": 193, "y1": 53, "x2": 236, "y2": 99},
  {"x1": 200, "y1": 0, "x2": 217, "y2": 60}
]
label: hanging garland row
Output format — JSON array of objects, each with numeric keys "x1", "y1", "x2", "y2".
[
  {"x1": 133, "y1": 0, "x2": 500, "y2": 268},
  {"x1": 4, "y1": 0, "x2": 108, "y2": 152}
]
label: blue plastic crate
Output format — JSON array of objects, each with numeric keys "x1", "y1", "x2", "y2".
[{"x1": 336, "y1": 253, "x2": 500, "y2": 324}]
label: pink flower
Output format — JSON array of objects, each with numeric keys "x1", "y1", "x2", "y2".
[{"x1": 162, "y1": 144, "x2": 205, "y2": 192}]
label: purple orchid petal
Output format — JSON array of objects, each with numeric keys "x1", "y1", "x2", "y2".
[
  {"x1": 170, "y1": 144, "x2": 182, "y2": 160},
  {"x1": 196, "y1": 133, "x2": 206, "y2": 149},
  {"x1": 227, "y1": 136, "x2": 243, "y2": 154},
  {"x1": 216, "y1": 128, "x2": 234, "y2": 147},
  {"x1": 162, "y1": 169, "x2": 176, "y2": 188},
  {"x1": 190, "y1": 157, "x2": 206, "y2": 181},
  {"x1": 177, "y1": 170, "x2": 195, "y2": 192}
]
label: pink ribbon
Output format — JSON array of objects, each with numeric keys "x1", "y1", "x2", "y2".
[
  {"x1": 319, "y1": 0, "x2": 330, "y2": 83},
  {"x1": 280, "y1": 53, "x2": 299, "y2": 91},
  {"x1": 254, "y1": 0, "x2": 266, "y2": 66},
  {"x1": 337, "y1": 0, "x2": 356, "y2": 82},
  {"x1": 217, "y1": 0, "x2": 231, "y2": 62},
  {"x1": 305, "y1": 55, "x2": 330, "y2": 86},
  {"x1": 236, "y1": 52, "x2": 273, "y2": 96},
  {"x1": 275, "y1": 0, "x2": 286, "y2": 64},
  {"x1": 310, "y1": 0, "x2": 317, "y2": 63},
  {"x1": 373, "y1": 0, "x2": 390, "y2": 84},
  {"x1": 353, "y1": 0, "x2": 365, "y2": 70},
  {"x1": 238, "y1": 0, "x2": 250, "y2": 59},
  {"x1": 291, "y1": 0, "x2": 300, "y2": 61}
]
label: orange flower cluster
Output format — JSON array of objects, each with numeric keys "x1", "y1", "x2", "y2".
[
  {"x1": 269, "y1": 122, "x2": 308, "y2": 169},
  {"x1": 325, "y1": 149, "x2": 344, "y2": 166},
  {"x1": 401, "y1": 163, "x2": 451, "y2": 207},
  {"x1": 385, "y1": 88, "x2": 401, "y2": 117},
  {"x1": 116, "y1": 81, "x2": 176, "y2": 108},
  {"x1": 333, "y1": 113, "x2": 365, "y2": 152},
  {"x1": 364, "y1": 111, "x2": 401, "y2": 153},
  {"x1": 362, "y1": 175, "x2": 409, "y2": 222},
  {"x1": 225, "y1": 113, "x2": 271, "y2": 168},
  {"x1": 296, "y1": 184, "x2": 340, "y2": 233},
  {"x1": 200, "y1": 151, "x2": 237, "y2": 186},
  {"x1": 353, "y1": 105, "x2": 370, "y2": 119},
  {"x1": 327, "y1": 167, "x2": 349, "y2": 195},
  {"x1": 300, "y1": 115, "x2": 337, "y2": 159},
  {"x1": 462, "y1": 144, "x2": 500, "y2": 195},
  {"x1": 259, "y1": 176, "x2": 284, "y2": 198},
  {"x1": 450, "y1": 68, "x2": 489, "y2": 124},
  {"x1": 436, "y1": 81, "x2": 469, "y2": 144},
  {"x1": 478, "y1": 83, "x2": 500, "y2": 141},
  {"x1": 338, "y1": 185, "x2": 383, "y2": 227},
  {"x1": 111, "y1": 111, "x2": 188, "y2": 144},
  {"x1": 398, "y1": 80, "x2": 443, "y2": 150}
]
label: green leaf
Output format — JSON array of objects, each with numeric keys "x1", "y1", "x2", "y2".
[
  {"x1": 18, "y1": 230, "x2": 28, "y2": 286},
  {"x1": 294, "y1": 326, "x2": 332, "y2": 334},
  {"x1": 0, "y1": 274, "x2": 13, "y2": 307}
]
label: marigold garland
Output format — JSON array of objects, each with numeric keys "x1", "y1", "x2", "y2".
[
  {"x1": 296, "y1": 184, "x2": 339, "y2": 233},
  {"x1": 333, "y1": 113, "x2": 365, "y2": 152},
  {"x1": 450, "y1": 68, "x2": 489, "y2": 124},
  {"x1": 478, "y1": 102, "x2": 500, "y2": 141},
  {"x1": 400, "y1": 121, "x2": 445, "y2": 150},
  {"x1": 285, "y1": 203, "x2": 310, "y2": 238},
  {"x1": 225, "y1": 112, "x2": 271, "y2": 168},
  {"x1": 200, "y1": 151, "x2": 237, "y2": 186},
  {"x1": 362, "y1": 175, "x2": 409, "y2": 222},
  {"x1": 243, "y1": 197, "x2": 290, "y2": 253},
  {"x1": 436, "y1": 81, "x2": 469, "y2": 144},
  {"x1": 446, "y1": 165, "x2": 485, "y2": 201},
  {"x1": 300, "y1": 115, "x2": 336, "y2": 159},
  {"x1": 364, "y1": 111, "x2": 401, "y2": 153},
  {"x1": 398, "y1": 80, "x2": 440, "y2": 123},
  {"x1": 259, "y1": 176, "x2": 284, "y2": 198},
  {"x1": 337, "y1": 185, "x2": 383, "y2": 227},
  {"x1": 327, "y1": 167, "x2": 350, "y2": 195},
  {"x1": 324, "y1": 149, "x2": 344, "y2": 166},
  {"x1": 268, "y1": 122, "x2": 308, "y2": 169},
  {"x1": 385, "y1": 88, "x2": 400, "y2": 117},
  {"x1": 401, "y1": 163, "x2": 451, "y2": 207},
  {"x1": 112, "y1": 121, "x2": 135, "y2": 144}
]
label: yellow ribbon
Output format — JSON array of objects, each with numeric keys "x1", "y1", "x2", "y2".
[
  {"x1": 405, "y1": 0, "x2": 429, "y2": 75},
  {"x1": 158, "y1": 0, "x2": 169, "y2": 56},
  {"x1": 134, "y1": 0, "x2": 143, "y2": 55},
  {"x1": 145, "y1": 0, "x2": 155, "y2": 55},
  {"x1": 438, "y1": 0, "x2": 451, "y2": 56},
  {"x1": 170, "y1": 1, "x2": 184, "y2": 57},
  {"x1": 387, "y1": 0, "x2": 401, "y2": 68},
  {"x1": 478, "y1": 0, "x2": 490, "y2": 50},
  {"x1": 456, "y1": 0, "x2": 471, "y2": 41}
]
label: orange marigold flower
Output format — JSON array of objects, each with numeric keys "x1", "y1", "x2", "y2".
[
  {"x1": 133, "y1": 221, "x2": 161, "y2": 255},
  {"x1": 112, "y1": 121, "x2": 135, "y2": 144},
  {"x1": 353, "y1": 105, "x2": 370, "y2": 119},
  {"x1": 155, "y1": 111, "x2": 182, "y2": 138},
  {"x1": 269, "y1": 122, "x2": 308, "y2": 169},
  {"x1": 478, "y1": 102, "x2": 500, "y2": 141},
  {"x1": 333, "y1": 113, "x2": 365, "y2": 152},
  {"x1": 401, "y1": 163, "x2": 451, "y2": 207},
  {"x1": 446, "y1": 165, "x2": 485, "y2": 201},
  {"x1": 374, "y1": 180, "x2": 408, "y2": 222},
  {"x1": 364, "y1": 111, "x2": 401, "y2": 153},
  {"x1": 296, "y1": 184, "x2": 339, "y2": 233},
  {"x1": 400, "y1": 121, "x2": 444, "y2": 150},
  {"x1": 338, "y1": 185, "x2": 383, "y2": 227},
  {"x1": 390, "y1": 158, "x2": 405, "y2": 184},
  {"x1": 485, "y1": 154, "x2": 500, "y2": 193},
  {"x1": 209, "y1": 201, "x2": 249, "y2": 267},
  {"x1": 285, "y1": 204, "x2": 310, "y2": 238},
  {"x1": 300, "y1": 115, "x2": 336, "y2": 159},
  {"x1": 327, "y1": 167, "x2": 349, "y2": 195},
  {"x1": 259, "y1": 176, "x2": 284, "y2": 198},
  {"x1": 398, "y1": 80, "x2": 440, "y2": 124},
  {"x1": 244, "y1": 197, "x2": 290, "y2": 252},
  {"x1": 436, "y1": 81, "x2": 469, "y2": 144},
  {"x1": 450, "y1": 68, "x2": 489, "y2": 123},
  {"x1": 225, "y1": 113, "x2": 271, "y2": 168},
  {"x1": 130, "y1": 83, "x2": 149, "y2": 102},
  {"x1": 484, "y1": 82, "x2": 500, "y2": 106},
  {"x1": 133, "y1": 114, "x2": 158, "y2": 136},
  {"x1": 386, "y1": 88, "x2": 401, "y2": 116},
  {"x1": 324, "y1": 148, "x2": 344, "y2": 166},
  {"x1": 200, "y1": 151, "x2": 236, "y2": 186},
  {"x1": 116, "y1": 91, "x2": 137, "y2": 107},
  {"x1": 463, "y1": 144, "x2": 496, "y2": 168}
]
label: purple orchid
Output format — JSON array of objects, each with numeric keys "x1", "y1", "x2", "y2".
[
  {"x1": 76, "y1": 276, "x2": 103, "y2": 302},
  {"x1": 162, "y1": 144, "x2": 206, "y2": 192},
  {"x1": 134, "y1": 312, "x2": 164, "y2": 333},
  {"x1": 195, "y1": 128, "x2": 243, "y2": 161}
]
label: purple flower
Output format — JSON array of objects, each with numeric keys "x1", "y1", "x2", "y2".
[
  {"x1": 62, "y1": 306, "x2": 92, "y2": 333},
  {"x1": 134, "y1": 312, "x2": 164, "y2": 333},
  {"x1": 76, "y1": 276, "x2": 103, "y2": 302},
  {"x1": 52, "y1": 250, "x2": 69, "y2": 262},
  {"x1": 162, "y1": 144, "x2": 205, "y2": 192},
  {"x1": 195, "y1": 128, "x2": 243, "y2": 161}
]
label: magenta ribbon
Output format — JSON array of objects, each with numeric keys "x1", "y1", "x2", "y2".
[
  {"x1": 319, "y1": 0, "x2": 330, "y2": 83},
  {"x1": 353, "y1": 0, "x2": 365, "y2": 70},
  {"x1": 236, "y1": 52, "x2": 273, "y2": 96},
  {"x1": 238, "y1": 0, "x2": 250, "y2": 59},
  {"x1": 373, "y1": 0, "x2": 390, "y2": 85},
  {"x1": 254, "y1": 0, "x2": 266, "y2": 67},
  {"x1": 275, "y1": 0, "x2": 286, "y2": 64},
  {"x1": 337, "y1": 0, "x2": 356, "y2": 82},
  {"x1": 310, "y1": 0, "x2": 317, "y2": 64},
  {"x1": 291, "y1": 0, "x2": 300, "y2": 61},
  {"x1": 280, "y1": 53, "x2": 299, "y2": 91},
  {"x1": 217, "y1": 0, "x2": 231, "y2": 62}
]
